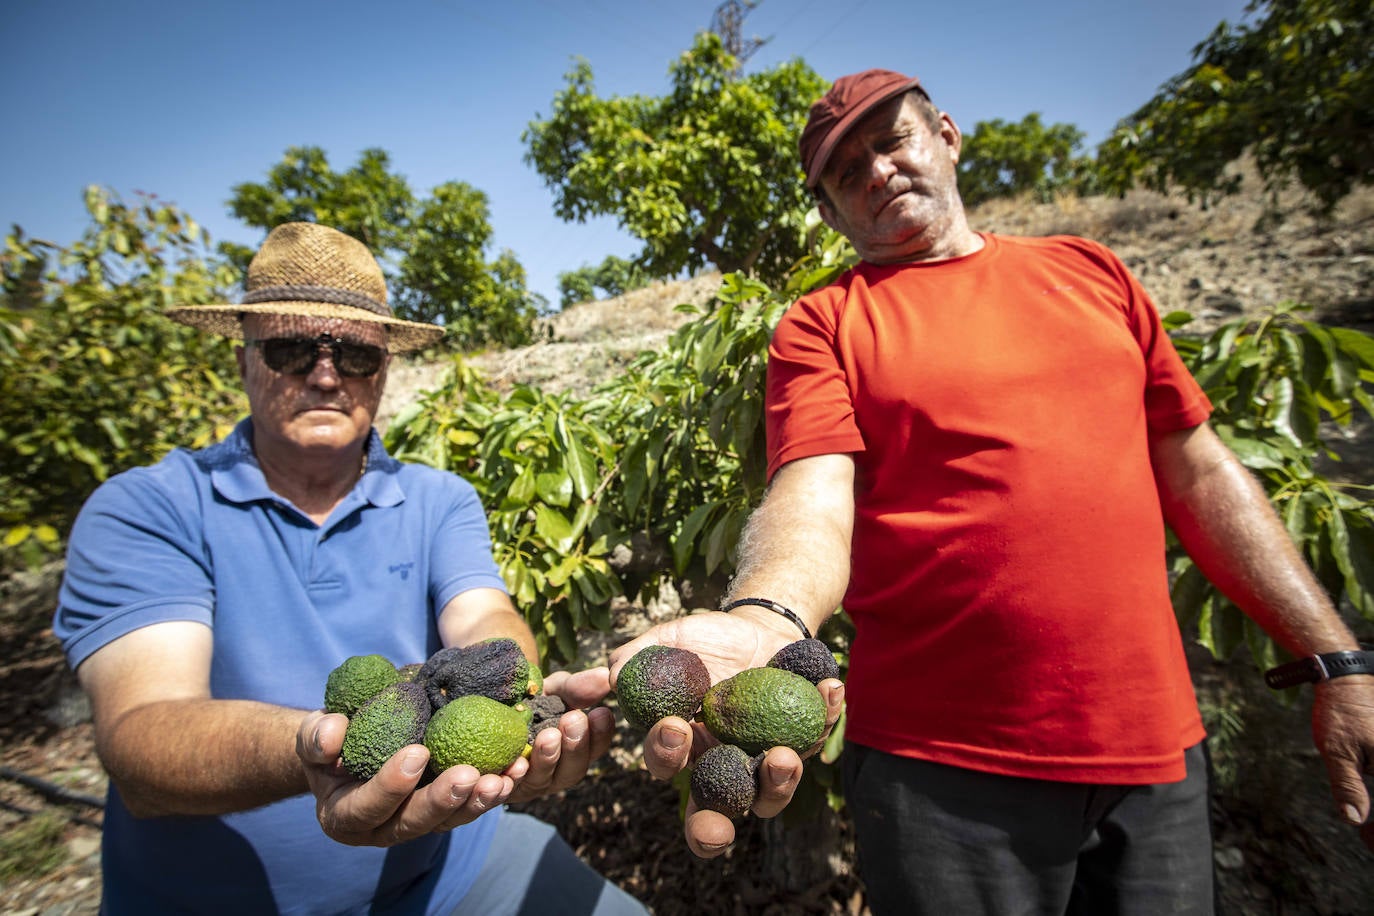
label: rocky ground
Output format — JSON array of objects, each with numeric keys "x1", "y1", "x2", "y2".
[{"x1": 2, "y1": 180, "x2": 1372, "y2": 914}]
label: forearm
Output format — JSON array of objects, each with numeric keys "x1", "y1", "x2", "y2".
[
  {"x1": 98, "y1": 698, "x2": 310, "y2": 818},
  {"x1": 726, "y1": 454, "x2": 855, "y2": 637},
  {"x1": 1154, "y1": 426, "x2": 1359, "y2": 656}
]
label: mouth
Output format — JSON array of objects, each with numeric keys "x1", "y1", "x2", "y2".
[{"x1": 872, "y1": 188, "x2": 910, "y2": 219}]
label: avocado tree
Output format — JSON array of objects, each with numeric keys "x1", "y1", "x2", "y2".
[
  {"x1": 227, "y1": 146, "x2": 544, "y2": 349},
  {"x1": 523, "y1": 32, "x2": 826, "y2": 286},
  {"x1": 1097, "y1": 0, "x2": 1373, "y2": 211},
  {"x1": 0, "y1": 187, "x2": 245, "y2": 572},
  {"x1": 557, "y1": 255, "x2": 651, "y2": 308},
  {"x1": 958, "y1": 113, "x2": 1097, "y2": 206}
]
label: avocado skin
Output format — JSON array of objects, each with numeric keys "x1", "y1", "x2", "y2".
[
  {"x1": 421, "y1": 638, "x2": 543, "y2": 708},
  {"x1": 690, "y1": 744, "x2": 760, "y2": 819},
  {"x1": 701, "y1": 667, "x2": 827, "y2": 756},
  {"x1": 340, "y1": 682, "x2": 431, "y2": 780},
  {"x1": 424, "y1": 694, "x2": 531, "y2": 775},
  {"x1": 615, "y1": 645, "x2": 710, "y2": 731},
  {"x1": 767, "y1": 638, "x2": 840, "y2": 685},
  {"x1": 324, "y1": 654, "x2": 402, "y2": 716}
]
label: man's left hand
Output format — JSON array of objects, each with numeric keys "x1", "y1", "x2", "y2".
[{"x1": 1312, "y1": 676, "x2": 1374, "y2": 851}]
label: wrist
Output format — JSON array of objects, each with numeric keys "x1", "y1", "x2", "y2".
[
  {"x1": 1264, "y1": 650, "x2": 1374, "y2": 689},
  {"x1": 717, "y1": 598, "x2": 814, "y2": 642}
]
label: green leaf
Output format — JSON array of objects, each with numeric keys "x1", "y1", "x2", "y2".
[
  {"x1": 1332, "y1": 513, "x2": 1374, "y2": 619},
  {"x1": 1170, "y1": 561, "x2": 1212, "y2": 634},
  {"x1": 555, "y1": 416, "x2": 599, "y2": 500},
  {"x1": 536, "y1": 471, "x2": 574, "y2": 508},
  {"x1": 534, "y1": 504, "x2": 575, "y2": 553}
]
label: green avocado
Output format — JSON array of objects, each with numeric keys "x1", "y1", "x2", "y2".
[
  {"x1": 339, "y1": 682, "x2": 431, "y2": 780},
  {"x1": 615, "y1": 644, "x2": 711, "y2": 731},
  {"x1": 700, "y1": 666, "x2": 827, "y2": 756},
  {"x1": 323, "y1": 654, "x2": 402, "y2": 717},
  {"x1": 424, "y1": 694, "x2": 531, "y2": 775}
]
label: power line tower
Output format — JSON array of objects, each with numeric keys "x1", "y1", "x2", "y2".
[{"x1": 710, "y1": 0, "x2": 769, "y2": 76}]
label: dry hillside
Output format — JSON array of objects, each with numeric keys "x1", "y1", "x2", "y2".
[{"x1": 3, "y1": 180, "x2": 1373, "y2": 915}]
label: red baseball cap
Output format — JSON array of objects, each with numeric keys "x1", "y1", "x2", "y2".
[{"x1": 799, "y1": 69, "x2": 926, "y2": 189}]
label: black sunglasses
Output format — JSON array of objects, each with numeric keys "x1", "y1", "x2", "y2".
[{"x1": 244, "y1": 334, "x2": 387, "y2": 378}]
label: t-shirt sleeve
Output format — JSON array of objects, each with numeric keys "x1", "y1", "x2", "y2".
[
  {"x1": 429, "y1": 474, "x2": 508, "y2": 614},
  {"x1": 765, "y1": 291, "x2": 867, "y2": 480},
  {"x1": 1078, "y1": 238, "x2": 1213, "y2": 435},
  {"x1": 55, "y1": 468, "x2": 215, "y2": 670}
]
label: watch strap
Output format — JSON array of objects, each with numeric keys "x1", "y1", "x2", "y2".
[{"x1": 1263, "y1": 650, "x2": 1374, "y2": 689}]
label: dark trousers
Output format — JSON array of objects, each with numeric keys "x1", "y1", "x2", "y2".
[{"x1": 842, "y1": 741, "x2": 1216, "y2": 916}]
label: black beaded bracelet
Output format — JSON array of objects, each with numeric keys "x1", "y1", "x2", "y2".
[{"x1": 719, "y1": 597, "x2": 813, "y2": 641}]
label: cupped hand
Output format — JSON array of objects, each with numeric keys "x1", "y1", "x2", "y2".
[
  {"x1": 296, "y1": 709, "x2": 514, "y2": 846},
  {"x1": 607, "y1": 613, "x2": 845, "y2": 857}
]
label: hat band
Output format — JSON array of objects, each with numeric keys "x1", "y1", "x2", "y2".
[{"x1": 242, "y1": 284, "x2": 389, "y2": 317}]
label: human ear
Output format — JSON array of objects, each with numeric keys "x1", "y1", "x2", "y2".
[{"x1": 939, "y1": 112, "x2": 963, "y2": 164}]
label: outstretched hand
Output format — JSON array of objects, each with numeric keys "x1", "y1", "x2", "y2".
[
  {"x1": 1311, "y1": 677, "x2": 1374, "y2": 851},
  {"x1": 297, "y1": 710, "x2": 516, "y2": 847},
  {"x1": 608, "y1": 610, "x2": 845, "y2": 858},
  {"x1": 296, "y1": 666, "x2": 616, "y2": 846}
]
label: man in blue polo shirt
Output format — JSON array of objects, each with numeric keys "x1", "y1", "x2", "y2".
[{"x1": 54, "y1": 222, "x2": 646, "y2": 914}]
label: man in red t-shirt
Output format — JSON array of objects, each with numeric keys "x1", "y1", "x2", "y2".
[{"x1": 610, "y1": 70, "x2": 1374, "y2": 913}]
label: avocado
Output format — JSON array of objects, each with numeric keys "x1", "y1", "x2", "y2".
[
  {"x1": 615, "y1": 645, "x2": 711, "y2": 731},
  {"x1": 421, "y1": 638, "x2": 543, "y2": 708},
  {"x1": 767, "y1": 638, "x2": 840, "y2": 685},
  {"x1": 701, "y1": 666, "x2": 827, "y2": 756},
  {"x1": 424, "y1": 694, "x2": 531, "y2": 775},
  {"x1": 690, "y1": 743, "x2": 760, "y2": 819},
  {"x1": 523, "y1": 693, "x2": 568, "y2": 743},
  {"x1": 339, "y1": 682, "x2": 431, "y2": 780},
  {"x1": 324, "y1": 654, "x2": 402, "y2": 716}
]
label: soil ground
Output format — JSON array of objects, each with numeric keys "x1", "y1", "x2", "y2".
[{"x1": 3, "y1": 181, "x2": 1373, "y2": 914}]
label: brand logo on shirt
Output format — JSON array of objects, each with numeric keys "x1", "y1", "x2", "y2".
[{"x1": 389, "y1": 562, "x2": 415, "y2": 581}]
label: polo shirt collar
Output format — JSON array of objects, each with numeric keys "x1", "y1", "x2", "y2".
[{"x1": 207, "y1": 419, "x2": 405, "y2": 511}]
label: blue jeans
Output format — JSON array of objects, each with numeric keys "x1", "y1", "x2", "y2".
[
  {"x1": 842, "y1": 741, "x2": 1216, "y2": 915},
  {"x1": 450, "y1": 810, "x2": 647, "y2": 916}
]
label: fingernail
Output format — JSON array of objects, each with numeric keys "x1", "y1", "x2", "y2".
[
  {"x1": 769, "y1": 765, "x2": 794, "y2": 788},
  {"x1": 451, "y1": 781, "x2": 475, "y2": 802},
  {"x1": 401, "y1": 750, "x2": 427, "y2": 777},
  {"x1": 662, "y1": 728, "x2": 687, "y2": 749},
  {"x1": 311, "y1": 727, "x2": 324, "y2": 753},
  {"x1": 564, "y1": 718, "x2": 586, "y2": 741},
  {"x1": 1345, "y1": 804, "x2": 1363, "y2": 825}
]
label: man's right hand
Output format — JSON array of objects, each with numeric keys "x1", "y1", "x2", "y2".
[
  {"x1": 296, "y1": 710, "x2": 518, "y2": 847},
  {"x1": 607, "y1": 610, "x2": 845, "y2": 858}
]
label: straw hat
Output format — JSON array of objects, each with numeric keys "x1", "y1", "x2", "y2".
[{"x1": 166, "y1": 222, "x2": 444, "y2": 352}]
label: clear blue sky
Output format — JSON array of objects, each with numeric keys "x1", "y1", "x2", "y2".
[{"x1": 3, "y1": 0, "x2": 1252, "y2": 307}]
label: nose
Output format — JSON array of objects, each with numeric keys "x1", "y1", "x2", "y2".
[
  {"x1": 305, "y1": 345, "x2": 342, "y2": 388},
  {"x1": 865, "y1": 152, "x2": 897, "y2": 191}
]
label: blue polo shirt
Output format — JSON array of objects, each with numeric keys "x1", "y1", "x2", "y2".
[{"x1": 55, "y1": 420, "x2": 507, "y2": 915}]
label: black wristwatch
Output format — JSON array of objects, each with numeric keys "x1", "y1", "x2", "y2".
[{"x1": 1263, "y1": 650, "x2": 1374, "y2": 689}]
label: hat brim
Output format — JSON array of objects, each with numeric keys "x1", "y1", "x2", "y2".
[
  {"x1": 806, "y1": 76, "x2": 925, "y2": 189},
  {"x1": 165, "y1": 301, "x2": 446, "y2": 353}
]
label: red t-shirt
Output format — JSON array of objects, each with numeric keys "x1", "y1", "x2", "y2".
[{"x1": 766, "y1": 233, "x2": 1212, "y2": 784}]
